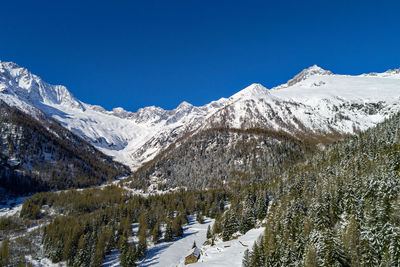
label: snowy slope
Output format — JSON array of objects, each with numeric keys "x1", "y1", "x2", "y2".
[
  {"x1": 193, "y1": 227, "x2": 265, "y2": 267},
  {"x1": 101, "y1": 216, "x2": 214, "y2": 267},
  {"x1": 205, "y1": 66, "x2": 400, "y2": 135},
  {"x1": 1, "y1": 60, "x2": 399, "y2": 169},
  {"x1": 139, "y1": 216, "x2": 213, "y2": 267}
]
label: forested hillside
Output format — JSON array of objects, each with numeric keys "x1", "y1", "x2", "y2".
[
  {"x1": 127, "y1": 128, "x2": 322, "y2": 190},
  {"x1": 0, "y1": 101, "x2": 129, "y2": 198},
  {"x1": 213, "y1": 112, "x2": 400, "y2": 266},
  {"x1": 0, "y1": 186, "x2": 228, "y2": 266}
]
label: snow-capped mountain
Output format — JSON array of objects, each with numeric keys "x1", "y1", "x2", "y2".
[
  {"x1": 0, "y1": 100, "x2": 128, "y2": 198},
  {"x1": 206, "y1": 66, "x2": 400, "y2": 136},
  {"x1": 0, "y1": 60, "x2": 399, "y2": 169},
  {"x1": 0, "y1": 60, "x2": 228, "y2": 168}
]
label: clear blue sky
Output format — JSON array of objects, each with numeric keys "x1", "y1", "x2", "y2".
[{"x1": 1, "y1": 0, "x2": 399, "y2": 111}]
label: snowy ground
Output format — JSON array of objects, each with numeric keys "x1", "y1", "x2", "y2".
[
  {"x1": 139, "y1": 216, "x2": 214, "y2": 267},
  {"x1": 103, "y1": 250, "x2": 120, "y2": 267},
  {"x1": 0, "y1": 196, "x2": 27, "y2": 217},
  {"x1": 26, "y1": 255, "x2": 66, "y2": 267},
  {"x1": 102, "y1": 216, "x2": 214, "y2": 267},
  {"x1": 193, "y1": 227, "x2": 265, "y2": 267}
]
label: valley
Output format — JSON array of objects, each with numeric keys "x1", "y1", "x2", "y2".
[{"x1": 0, "y1": 61, "x2": 399, "y2": 267}]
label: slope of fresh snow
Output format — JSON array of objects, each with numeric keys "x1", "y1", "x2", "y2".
[
  {"x1": 193, "y1": 227, "x2": 265, "y2": 267},
  {"x1": 0, "y1": 196, "x2": 27, "y2": 217},
  {"x1": 26, "y1": 255, "x2": 66, "y2": 267},
  {"x1": 1, "y1": 60, "x2": 399, "y2": 169},
  {"x1": 272, "y1": 73, "x2": 400, "y2": 102},
  {"x1": 205, "y1": 67, "x2": 400, "y2": 134},
  {"x1": 101, "y1": 216, "x2": 214, "y2": 267},
  {"x1": 103, "y1": 250, "x2": 120, "y2": 267},
  {"x1": 139, "y1": 216, "x2": 213, "y2": 267}
]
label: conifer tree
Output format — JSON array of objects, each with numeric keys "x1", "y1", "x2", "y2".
[
  {"x1": 222, "y1": 210, "x2": 239, "y2": 241},
  {"x1": 389, "y1": 227, "x2": 400, "y2": 266},
  {"x1": 304, "y1": 244, "x2": 318, "y2": 267},
  {"x1": 206, "y1": 225, "x2": 212, "y2": 239},
  {"x1": 240, "y1": 208, "x2": 256, "y2": 234},
  {"x1": 164, "y1": 222, "x2": 174, "y2": 242},
  {"x1": 122, "y1": 214, "x2": 133, "y2": 238},
  {"x1": 171, "y1": 217, "x2": 184, "y2": 238},
  {"x1": 250, "y1": 241, "x2": 261, "y2": 267},
  {"x1": 75, "y1": 234, "x2": 91, "y2": 267},
  {"x1": 63, "y1": 225, "x2": 81, "y2": 265},
  {"x1": 342, "y1": 216, "x2": 360, "y2": 266},
  {"x1": 151, "y1": 222, "x2": 161, "y2": 243},
  {"x1": 137, "y1": 227, "x2": 147, "y2": 259},
  {"x1": 120, "y1": 237, "x2": 129, "y2": 267},
  {"x1": 255, "y1": 191, "x2": 268, "y2": 219},
  {"x1": 242, "y1": 248, "x2": 250, "y2": 267},
  {"x1": 0, "y1": 238, "x2": 10, "y2": 267},
  {"x1": 124, "y1": 243, "x2": 137, "y2": 267},
  {"x1": 197, "y1": 212, "x2": 205, "y2": 224}
]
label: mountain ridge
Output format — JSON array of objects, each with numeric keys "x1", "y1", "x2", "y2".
[
  {"x1": 0, "y1": 100, "x2": 129, "y2": 199},
  {"x1": 1, "y1": 60, "x2": 399, "y2": 169}
]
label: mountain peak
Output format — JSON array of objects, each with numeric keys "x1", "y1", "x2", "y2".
[
  {"x1": 385, "y1": 67, "x2": 400, "y2": 75},
  {"x1": 305, "y1": 64, "x2": 329, "y2": 72},
  {"x1": 286, "y1": 65, "x2": 333, "y2": 86},
  {"x1": 230, "y1": 83, "x2": 269, "y2": 100},
  {"x1": 0, "y1": 60, "x2": 84, "y2": 111},
  {"x1": 177, "y1": 101, "x2": 192, "y2": 108},
  {"x1": 0, "y1": 60, "x2": 20, "y2": 70},
  {"x1": 176, "y1": 101, "x2": 194, "y2": 112}
]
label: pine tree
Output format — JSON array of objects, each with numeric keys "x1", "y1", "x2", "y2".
[
  {"x1": 74, "y1": 234, "x2": 91, "y2": 267},
  {"x1": 255, "y1": 191, "x2": 268, "y2": 219},
  {"x1": 250, "y1": 241, "x2": 261, "y2": 267},
  {"x1": 171, "y1": 217, "x2": 184, "y2": 238},
  {"x1": 164, "y1": 222, "x2": 174, "y2": 242},
  {"x1": 197, "y1": 212, "x2": 204, "y2": 224},
  {"x1": 342, "y1": 216, "x2": 360, "y2": 266},
  {"x1": 304, "y1": 244, "x2": 318, "y2": 267},
  {"x1": 242, "y1": 248, "x2": 250, "y2": 267},
  {"x1": 120, "y1": 237, "x2": 129, "y2": 267},
  {"x1": 151, "y1": 222, "x2": 161, "y2": 243},
  {"x1": 0, "y1": 238, "x2": 10, "y2": 267},
  {"x1": 222, "y1": 210, "x2": 239, "y2": 241},
  {"x1": 389, "y1": 227, "x2": 400, "y2": 266},
  {"x1": 122, "y1": 214, "x2": 133, "y2": 238},
  {"x1": 125, "y1": 243, "x2": 137, "y2": 267},
  {"x1": 137, "y1": 227, "x2": 147, "y2": 259},
  {"x1": 91, "y1": 227, "x2": 110, "y2": 267},
  {"x1": 240, "y1": 208, "x2": 256, "y2": 234},
  {"x1": 206, "y1": 225, "x2": 212, "y2": 239},
  {"x1": 63, "y1": 225, "x2": 81, "y2": 265}
]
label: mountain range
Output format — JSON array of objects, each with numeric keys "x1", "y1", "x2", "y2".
[{"x1": 1, "y1": 61, "x2": 399, "y2": 172}]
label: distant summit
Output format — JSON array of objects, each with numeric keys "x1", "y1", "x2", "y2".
[
  {"x1": 274, "y1": 65, "x2": 333, "y2": 89},
  {"x1": 230, "y1": 83, "x2": 269, "y2": 100}
]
